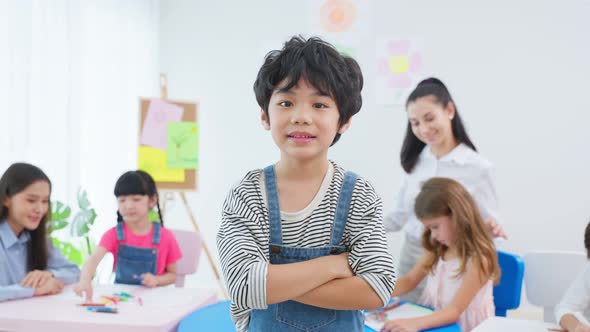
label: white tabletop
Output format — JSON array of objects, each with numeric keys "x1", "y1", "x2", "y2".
[
  {"x1": 0, "y1": 284, "x2": 218, "y2": 332},
  {"x1": 472, "y1": 316, "x2": 563, "y2": 332}
]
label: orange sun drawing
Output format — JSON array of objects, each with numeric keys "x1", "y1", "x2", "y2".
[{"x1": 320, "y1": 0, "x2": 358, "y2": 33}]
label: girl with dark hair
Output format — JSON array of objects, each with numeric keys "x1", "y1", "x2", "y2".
[
  {"x1": 384, "y1": 78, "x2": 506, "y2": 302},
  {"x1": 0, "y1": 163, "x2": 80, "y2": 302},
  {"x1": 74, "y1": 170, "x2": 181, "y2": 301}
]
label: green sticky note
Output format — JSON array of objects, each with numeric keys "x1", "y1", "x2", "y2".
[{"x1": 166, "y1": 122, "x2": 199, "y2": 169}]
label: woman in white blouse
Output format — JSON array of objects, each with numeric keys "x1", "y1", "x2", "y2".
[
  {"x1": 555, "y1": 221, "x2": 590, "y2": 332},
  {"x1": 385, "y1": 77, "x2": 506, "y2": 302}
]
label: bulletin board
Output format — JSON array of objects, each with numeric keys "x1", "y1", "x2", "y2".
[{"x1": 138, "y1": 98, "x2": 199, "y2": 191}]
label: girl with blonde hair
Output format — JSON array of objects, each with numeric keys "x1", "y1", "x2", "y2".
[{"x1": 382, "y1": 177, "x2": 500, "y2": 332}]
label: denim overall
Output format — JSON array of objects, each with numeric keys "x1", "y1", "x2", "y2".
[
  {"x1": 248, "y1": 166, "x2": 365, "y2": 332},
  {"x1": 114, "y1": 222, "x2": 160, "y2": 285}
]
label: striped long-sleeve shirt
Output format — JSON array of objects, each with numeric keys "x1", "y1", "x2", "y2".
[{"x1": 217, "y1": 162, "x2": 396, "y2": 331}]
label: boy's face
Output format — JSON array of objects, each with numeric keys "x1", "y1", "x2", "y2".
[{"x1": 261, "y1": 79, "x2": 350, "y2": 162}]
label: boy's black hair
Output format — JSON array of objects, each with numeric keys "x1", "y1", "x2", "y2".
[
  {"x1": 0, "y1": 162, "x2": 51, "y2": 271},
  {"x1": 114, "y1": 170, "x2": 164, "y2": 226},
  {"x1": 401, "y1": 77, "x2": 477, "y2": 173},
  {"x1": 253, "y1": 35, "x2": 363, "y2": 145},
  {"x1": 585, "y1": 220, "x2": 590, "y2": 258}
]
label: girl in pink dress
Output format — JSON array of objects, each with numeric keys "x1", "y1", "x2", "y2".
[
  {"x1": 74, "y1": 170, "x2": 182, "y2": 302},
  {"x1": 382, "y1": 177, "x2": 500, "y2": 332}
]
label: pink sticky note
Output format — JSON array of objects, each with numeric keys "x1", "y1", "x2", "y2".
[{"x1": 140, "y1": 99, "x2": 184, "y2": 150}]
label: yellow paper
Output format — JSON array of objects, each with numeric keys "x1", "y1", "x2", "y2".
[{"x1": 138, "y1": 146, "x2": 185, "y2": 182}]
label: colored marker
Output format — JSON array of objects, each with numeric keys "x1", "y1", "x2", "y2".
[
  {"x1": 112, "y1": 294, "x2": 128, "y2": 302},
  {"x1": 137, "y1": 296, "x2": 143, "y2": 306},
  {"x1": 101, "y1": 296, "x2": 119, "y2": 304},
  {"x1": 78, "y1": 303, "x2": 106, "y2": 307},
  {"x1": 99, "y1": 296, "x2": 113, "y2": 304},
  {"x1": 119, "y1": 292, "x2": 133, "y2": 298},
  {"x1": 87, "y1": 307, "x2": 118, "y2": 314}
]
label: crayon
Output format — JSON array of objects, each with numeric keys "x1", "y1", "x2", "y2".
[
  {"x1": 101, "y1": 296, "x2": 119, "y2": 304},
  {"x1": 78, "y1": 303, "x2": 106, "y2": 307},
  {"x1": 87, "y1": 307, "x2": 118, "y2": 314}
]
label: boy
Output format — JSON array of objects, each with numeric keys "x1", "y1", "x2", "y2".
[{"x1": 217, "y1": 36, "x2": 396, "y2": 332}]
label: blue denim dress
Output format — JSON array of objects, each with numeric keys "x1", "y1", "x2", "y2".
[
  {"x1": 248, "y1": 165, "x2": 365, "y2": 331},
  {"x1": 114, "y1": 222, "x2": 161, "y2": 285}
]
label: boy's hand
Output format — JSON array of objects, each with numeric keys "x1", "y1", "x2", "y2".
[
  {"x1": 380, "y1": 318, "x2": 421, "y2": 332},
  {"x1": 34, "y1": 277, "x2": 64, "y2": 296},
  {"x1": 327, "y1": 252, "x2": 354, "y2": 279},
  {"x1": 20, "y1": 270, "x2": 53, "y2": 288},
  {"x1": 140, "y1": 273, "x2": 159, "y2": 288},
  {"x1": 73, "y1": 280, "x2": 94, "y2": 302}
]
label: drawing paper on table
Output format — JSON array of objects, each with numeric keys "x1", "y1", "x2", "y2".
[{"x1": 365, "y1": 303, "x2": 433, "y2": 331}]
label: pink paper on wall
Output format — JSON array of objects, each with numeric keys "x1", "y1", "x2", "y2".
[{"x1": 140, "y1": 99, "x2": 184, "y2": 150}]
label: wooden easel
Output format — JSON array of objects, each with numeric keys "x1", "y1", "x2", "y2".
[{"x1": 157, "y1": 74, "x2": 228, "y2": 299}]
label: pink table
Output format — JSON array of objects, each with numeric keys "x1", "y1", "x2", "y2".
[{"x1": 0, "y1": 284, "x2": 218, "y2": 332}]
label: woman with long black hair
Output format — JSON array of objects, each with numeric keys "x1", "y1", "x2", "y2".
[
  {"x1": 385, "y1": 78, "x2": 506, "y2": 302},
  {"x1": 0, "y1": 163, "x2": 80, "y2": 302}
]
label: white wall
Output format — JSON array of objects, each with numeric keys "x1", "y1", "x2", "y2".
[
  {"x1": 1, "y1": 0, "x2": 160, "y2": 265},
  {"x1": 159, "y1": 0, "x2": 590, "y2": 291}
]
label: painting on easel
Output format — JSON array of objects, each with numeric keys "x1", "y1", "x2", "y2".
[{"x1": 138, "y1": 97, "x2": 198, "y2": 190}]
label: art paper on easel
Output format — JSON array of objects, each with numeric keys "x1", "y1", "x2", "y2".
[
  {"x1": 138, "y1": 146, "x2": 185, "y2": 183},
  {"x1": 166, "y1": 122, "x2": 199, "y2": 169},
  {"x1": 140, "y1": 99, "x2": 184, "y2": 150},
  {"x1": 138, "y1": 98, "x2": 198, "y2": 190},
  {"x1": 364, "y1": 303, "x2": 433, "y2": 331}
]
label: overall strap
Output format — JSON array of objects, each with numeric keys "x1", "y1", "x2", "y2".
[
  {"x1": 331, "y1": 171, "x2": 358, "y2": 246},
  {"x1": 263, "y1": 165, "x2": 283, "y2": 245},
  {"x1": 151, "y1": 222, "x2": 161, "y2": 245},
  {"x1": 116, "y1": 222, "x2": 125, "y2": 241}
]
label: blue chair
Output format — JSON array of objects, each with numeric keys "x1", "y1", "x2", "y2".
[
  {"x1": 493, "y1": 250, "x2": 525, "y2": 316},
  {"x1": 178, "y1": 300, "x2": 235, "y2": 332}
]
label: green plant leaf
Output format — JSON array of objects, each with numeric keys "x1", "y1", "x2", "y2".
[
  {"x1": 47, "y1": 220, "x2": 69, "y2": 233},
  {"x1": 47, "y1": 201, "x2": 71, "y2": 233},
  {"x1": 77, "y1": 189, "x2": 90, "y2": 210},
  {"x1": 51, "y1": 237, "x2": 83, "y2": 266},
  {"x1": 86, "y1": 208, "x2": 97, "y2": 226},
  {"x1": 70, "y1": 209, "x2": 96, "y2": 237},
  {"x1": 51, "y1": 201, "x2": 71, "y2": 221}
]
